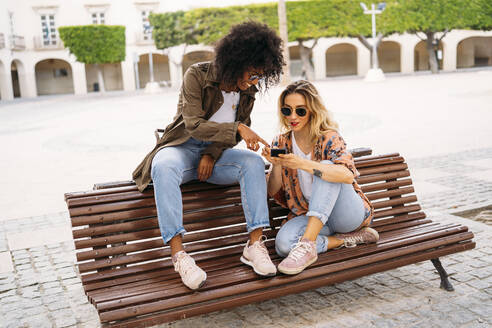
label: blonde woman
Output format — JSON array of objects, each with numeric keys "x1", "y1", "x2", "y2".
[{"x1": 261, "y1": 80, "x2": 379, "y2": 275}]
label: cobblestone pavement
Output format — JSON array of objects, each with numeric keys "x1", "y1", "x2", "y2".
[{"x1": 1, "y1": 148, "x2": 491, "y2": 328}]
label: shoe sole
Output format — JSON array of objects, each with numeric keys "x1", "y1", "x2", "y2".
[
  {"x1": 278, "y1": 255, "x2": 318, "y2": 275},
  {"x1": 240, "y1": 256, "x2": 277, "y2": 277}
]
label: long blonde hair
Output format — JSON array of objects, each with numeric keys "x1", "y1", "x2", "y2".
[{"x1": 278, "y1": 80, "x2": 338, "y2": 142}]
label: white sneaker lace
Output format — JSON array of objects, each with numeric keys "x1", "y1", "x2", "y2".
[
  {"x1": 288, "y1": 241, "x2": 312, "y2": 261},
  {"x1": 250, "y1": 236, "x2": 270, "y2": 263},
  {"x1": 342, "y1": 235, "x2": 364, "y2": 248},
  {"x1": 174, "y1": 253, "x2": 196, "y2": 277}
]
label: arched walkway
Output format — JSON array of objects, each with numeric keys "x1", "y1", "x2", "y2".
[
  {"x1": 325, "y1": 43, "x2": 357, "y2": 77},
  {"x1": 138, "y1": 53, "x2": 170, "y2": 88},
  {"x1": 378, "y1": 41, "x2": 401, "y2": 73},
  {"x1": 35, "y1": 59, "x2": 74, "y2": 95},
  {"x1": 414, "y1": 40, "x2": 443, "y2": 71},
  {"x1": 182, "y1": 51, "x2": 214, "y2": 76},
  {"x1": 289, "y1": 45, "x2": 313, "y2": 78},
  {"x1": 11, "y1": 60, "x2": 23, "y2": 98},
  {"x1": 85, "y1": 63, "x2": 123, "y2": 92},
  {"x1": 457, "y1": 37, "x2": 492, "y2": 69}
]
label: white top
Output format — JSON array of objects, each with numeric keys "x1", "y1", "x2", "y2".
[
  {"x1": 292, "y1": 132, "x2": 313, "y2": 201},
  {"x1": 208, "y1": 91, "x2": 240, "y2": 123}
]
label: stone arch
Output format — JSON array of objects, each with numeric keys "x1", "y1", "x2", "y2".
[
  {"x1": 138, "y1": 53, "x2": 170, "y2": 88},
  {"x1": 378, "y1": 41, "x2": 401, "y2": 73},
  {"x1": 182, "y1": 51, "x2": 214, "y2": 76},
  {"x1": 85, "y1": 63, "x2": 123, "y2": 92},
  {"x1": 289, "y1": 45, "x2": 313, "y2": 78},
  {"x1": 414, "y1": 40, "x2": 444, "y2": 71},
  {"x1": 35, "y1": 58, "x2": 74, "y2": 95},
  {"x1": 457, "y1": 36, "x2": 492, "y2": 69},
  {"x1": 325, "y1": 43, "x2": 357, "y2": 77}
]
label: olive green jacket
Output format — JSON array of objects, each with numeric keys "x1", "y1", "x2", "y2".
[{"x1": 132, "y1": 62, "x2": 258, "y2": 192}]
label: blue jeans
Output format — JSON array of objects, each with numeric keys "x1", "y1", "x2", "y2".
[
  {"x1": 151, "y1": 138, "x2": 270, "y2": 244},
  {"x1": 275, "y1": 160, "x2": 366, "y2": 257}
]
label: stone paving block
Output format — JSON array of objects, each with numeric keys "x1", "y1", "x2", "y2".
[
  {"x1": 466, "y1": 278, "x2": 490, "y2": 290},
  {"x1": 21, "y1": 314, "x2": 53, "y2": 328},
  {"x1": 315, "y1": 286, "x2": 340, "y2": 296},
  {"x1": 254, "y1": 299, "x2": 294, "y2": 320},
  {"x1": 448, "y1": 309, "x2": 481, "y2": 325},
  {"x1": 461, "y1": 321, "x2": 491, "y2": 328},
  {"x1": 53, "y1": 308, "x2": 78, "y2": 328}
]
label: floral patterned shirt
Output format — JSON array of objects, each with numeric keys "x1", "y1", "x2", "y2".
[{"x1": 270, "y1": 130, "x2": 374, "y2": 229}]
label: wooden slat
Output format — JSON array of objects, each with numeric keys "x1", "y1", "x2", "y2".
[
  {"x1": 357, "y1": 163, "x2": 408, "y2": 176},
  {"x1": 354, "y1": 156, "x2": 404, "y2": 168},
  {"x1": 365, "y1": 186, "x2": 415, "y2": 201},
  {"x1": 354, "y1": 152, "x2": 400, "y2": 163},
  {"x1": 356, "y1": 170, "x2": 410, "y2": 184},
  {"x1": 373, "y1": 204, "x2": 421, "y2": 219},
  {"x1": 371, "y1": 195, "x2": 418, "y2": 209}
]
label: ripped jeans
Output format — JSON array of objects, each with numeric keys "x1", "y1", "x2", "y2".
[
  {"x1": 275, "y1": 160, "x2": 367, "y2": 257},
  {"x1": 151, "y1": 138, "x2": 270, "y2": 243}
]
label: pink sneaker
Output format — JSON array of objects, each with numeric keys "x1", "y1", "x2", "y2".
[
  {"x1": 241, "y1": 236, "x2": 277, "y2": 276},
  {"x1": 334, "y1": 227, "x2": 379, "y2": 248},
  {"x1": 277, "y1": 238, "x2": 317, "y2": 275},
  {"x1": 172, "y1": 251, "x2": 207, "y2": 290}
]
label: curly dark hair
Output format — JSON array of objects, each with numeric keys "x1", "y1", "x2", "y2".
[{"x1": 213, "y1": 21, "x2": 285, "y2": 90}]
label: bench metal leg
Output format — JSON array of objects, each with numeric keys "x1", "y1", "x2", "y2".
[{"x1": 431, "y1": 258, "x2": 454, "y2": 291}]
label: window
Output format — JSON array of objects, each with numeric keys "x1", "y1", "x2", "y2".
[
  {"x1": 92, "y1": 12, "x2": 105, "y2": 24},
  {"x1": 54, "y1": 68, "x2": 68, "y2": 77},
  {"x1": 141, "y1": 10, "x2": 152, "y2": 40},
  {"x1": 40, "y1": 14, "x2": 57, "y2": 46}
]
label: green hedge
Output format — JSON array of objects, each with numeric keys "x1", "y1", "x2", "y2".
[{"x1": 59, "y1": 25, "x2": 126, "y2": 64}]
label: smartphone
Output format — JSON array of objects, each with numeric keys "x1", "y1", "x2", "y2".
[{"x1": 271, "y1": 148, "x2": 287, "y2": 157}]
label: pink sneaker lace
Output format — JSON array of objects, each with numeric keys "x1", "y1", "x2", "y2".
[
  {"x1": 288, "y1": 239, "x2": 314, "y2": 262},
  {"x1": 250, "y1": 236, "x2": 270, "y2": 263}
]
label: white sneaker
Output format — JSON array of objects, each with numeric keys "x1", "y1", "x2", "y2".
[
  {"x1": 172, "y1": 251, "x2": 207, "y2": 290},
  {"x1": 240, "y1": 236, "x2": 277, "y2": 277}
]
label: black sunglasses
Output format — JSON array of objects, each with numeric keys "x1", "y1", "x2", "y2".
[
  {"x1": 280, "y1": 107, "x2": 307, "y2": 117},
  {"x1": 248, "y1": 74, "x2": 264, "y2": 82}
]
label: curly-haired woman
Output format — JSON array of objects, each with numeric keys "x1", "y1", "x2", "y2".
[
  {"x1": 133, "y1": 22, "x2": 284, "y2": 289},
  {"x1": 261, "y1": 80, "x2": 379, "y2": 275}
]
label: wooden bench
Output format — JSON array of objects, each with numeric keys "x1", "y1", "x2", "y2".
[{"x1": 64, "y1": 149, "x2": 475, "y2": 328}]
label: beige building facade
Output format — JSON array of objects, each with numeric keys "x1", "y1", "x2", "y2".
[{"x1": 1, "y1": 0, "x2": 491, "y2": 101}]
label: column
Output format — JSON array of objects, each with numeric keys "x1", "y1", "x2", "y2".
[
  {"x1": 169, "y1": 45, "x2": 185, "y2": 89},
  {"x1": 72, "y1": 62, "x2": 87, "y2": 95},
  {"x1": 442, "y1": 40, "x2": 457, "y2": 72},
  {"x1": 121, "y1": 59, "x2": 136, "y2": 92},
  {"x1": 400, "y1": 41, "x2": 415, "y2": 74},
  {"x1": 0, "y1": 68, "x2": 14, "y2": 100},
  {"x1": 357, "y1": 43, "x2": 371, "y2": 77},
  {"x1": 20, "y1": 69, "x2": 37, "y2": 98},
  {"x1": 312, "y1": 41, "x2": 326, "y2": 80}
]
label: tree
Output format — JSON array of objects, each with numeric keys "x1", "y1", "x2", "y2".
[
  {"x1": 59, "y1": 25, "x2": 125, "y2": 92},
  {"x1": 387, "y1": 0, "x2": 492, "y2": 73},
  {"x1": 150, "y1": 0, "x2": 492, "y2": 77},
  {"x1": 149, "y1": 11, "x2": 196, "y2": 83}
]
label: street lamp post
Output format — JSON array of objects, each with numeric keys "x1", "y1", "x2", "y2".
[{"x1": 360, "y1": 2, "x2": 386, "y2": 82}]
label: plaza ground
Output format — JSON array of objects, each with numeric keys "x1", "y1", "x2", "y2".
[{"x1": 0, "y1": 70, "x2": 491, "y2": 327}]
